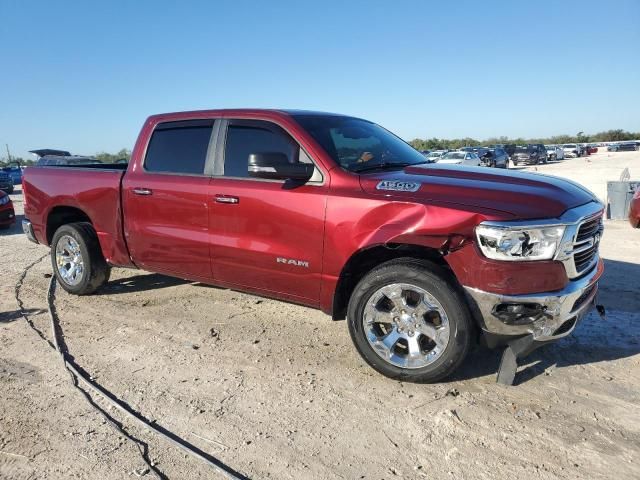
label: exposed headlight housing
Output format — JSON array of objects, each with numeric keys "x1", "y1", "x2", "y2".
[
  {"x1": 0, "y1": 195, "x2": 10, "y2": 206},
  {"x1": 476, "y1": 224, "x2": 566, "y2": 261}
]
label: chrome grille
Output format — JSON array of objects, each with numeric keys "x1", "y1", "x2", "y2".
[
  {"x1": 571, "y1": 215, "x2": 603, "y2": 276},
  {"x1": 576, "y1": 217, "x2": 601, "y2": 243}
]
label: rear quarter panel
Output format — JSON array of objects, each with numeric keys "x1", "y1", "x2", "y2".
[{"x1": 23, "y1": 167, "x2": 132, "y2": 266}]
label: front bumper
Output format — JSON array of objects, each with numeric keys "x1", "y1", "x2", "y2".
[{"x1": 464, "y1": 259, "x2": 603, "y2": 343}]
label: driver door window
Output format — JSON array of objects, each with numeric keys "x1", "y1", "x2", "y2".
[{"x1": 223, "y1": 121, "x2": 304, "y2": 178}]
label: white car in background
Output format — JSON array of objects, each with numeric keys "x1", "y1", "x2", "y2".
[
  {"x1": 563, "y1": 144, "x2": 580, "y2": 158},
  {"x1": 545, "y1": 145, "x2": 565, "y2": 161},
  {"x1": 424, "y1": 150, "x2": 447, "y2": 162},
  {"x1": 436, "y1": 151, "x2": 481, "y2": 166}
]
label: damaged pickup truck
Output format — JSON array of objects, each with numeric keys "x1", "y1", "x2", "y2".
[{"x1": 21, "y1": 109, "x2": 604, "y2": 383}]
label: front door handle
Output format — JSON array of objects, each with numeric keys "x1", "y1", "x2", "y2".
[
  {"x1": 214, "y1": 195, "x2": 239, "y2": 204},
  {"x1": 132, "y1": 188, "x2": 153, "y2": 196}
]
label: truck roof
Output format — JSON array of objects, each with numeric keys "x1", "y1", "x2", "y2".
[{"x1": 146, "y1": 108, "x2": 354, "y2": 122}]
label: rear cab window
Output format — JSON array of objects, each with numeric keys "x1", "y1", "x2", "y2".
[{"x1": 144, "y1": 120, "x2": 214, "y2": 175}]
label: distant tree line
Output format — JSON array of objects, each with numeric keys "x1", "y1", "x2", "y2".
[
  {"x1": 94, "y1": 148, "x2": 132, "y2": 163},
  {"x1": 409, "y1": 129, "x2": 640, "y2": 151}
]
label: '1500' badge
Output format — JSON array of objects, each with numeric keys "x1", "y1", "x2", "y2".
[{"x1": 376, "y1": 180, "x2": 421, "y2": 192}]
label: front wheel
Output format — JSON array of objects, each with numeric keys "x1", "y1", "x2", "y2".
[
  {"x1": 347, "y1": 259, "x2": 472, "y2": 383},
  {"x1": 51, "y1": 222, "x2": 111, "y2": 295}
]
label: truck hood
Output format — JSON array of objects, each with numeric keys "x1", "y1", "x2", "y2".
[{"x1": 358, "y1": 164, "x2": 597, "y2": 220}]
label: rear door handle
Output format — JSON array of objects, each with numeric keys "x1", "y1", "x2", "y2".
[
  {"x1": 214, "y1": 195, "x2": 239, "y2": 204},
  {"x1": 133, "y1": 188, "x2": 153, "y2": 196}
]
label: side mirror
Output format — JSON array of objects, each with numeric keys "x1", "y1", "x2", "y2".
[{"x1": 248, "y1": 152, "x2": 314, "y2": 182}]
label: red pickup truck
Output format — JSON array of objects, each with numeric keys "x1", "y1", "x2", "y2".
[{"x1": 22, "y1": 109, "x2": 604, "y2": 383}]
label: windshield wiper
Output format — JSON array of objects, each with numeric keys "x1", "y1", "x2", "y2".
[{"x1": 352, "y1": 161, "x2": 428, "y2": 173}]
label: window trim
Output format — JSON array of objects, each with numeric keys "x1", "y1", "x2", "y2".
[
  {"x1": 215, "y1": 118, "x2": 325, "y2": 185},
  {"x1": 142, "y1": 119, "x2": 219, "y2": 177}
]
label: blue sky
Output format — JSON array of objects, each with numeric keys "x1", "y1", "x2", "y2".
[{"x1": 1, "y1": 0, "x2": 639, "y2": 159}]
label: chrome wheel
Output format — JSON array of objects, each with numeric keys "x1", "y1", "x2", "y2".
[
  {"x1": 55, "y1": 235, "x2": 85, "y2": 286},
  {"x1": 362, "y1": 283, "x2": 451, "y2": 369}
]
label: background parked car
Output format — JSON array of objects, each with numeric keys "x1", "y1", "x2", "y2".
[
  {"x1": 545, "y1": 145, "x2": 565, "y2": 161},
  {"x1": 563, "y1": 144, "x2": 580, "y2": 157},
  {"x1": 436, "y1": 151, "x2": 481, "y2": 166},
  {"x1": 479, "y1": 147, "x2": 509, "y2": 168},
  {"x1": 2, "y1": 163, "x2": 23, "y2": 184},
  {"x1": 29, "y1": 148, "x2": 103, "y2": 166},
  {"x1": 615, "y1": 142, "x2": 639, "y2": 152},
  {"x1": 36, "y1": 155, "x2": 103, "y2": 166},
  {"x1": 607, "y1": 143, "x2": 620, "y2": 152},
  {"x1": 0, "y1": 190, "x2": 16, "y2": 228},
  {"x1": 587, "y1": 144, "x2": 598, "y2": 154},
  {"x1": 512, "y1": 144, "x2": 547, "y2": 165},
  {"x1": 490, "y1": 143, "x2": 517, "y2": 158},
  {"x1": 424, "y1": 150, "x2": 447, "y2": 162},
  {"x1": 0, "y1": 171, "x2": 14, "y2": 194}
]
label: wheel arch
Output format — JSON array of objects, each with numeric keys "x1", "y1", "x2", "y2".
[
  {"x1": 46, "y1": 205, "x2": 92, "y2": 245},
  {"x1": 331, "y1": 243, "x2": 450, "y2": 321}
]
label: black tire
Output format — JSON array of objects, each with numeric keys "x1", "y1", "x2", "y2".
[
  {"x1": 51, "y1": 222, "x2": 110, "y2": 295},
  {"x1": 347, "y1": 258, "x2": 473, "y2": 383}
]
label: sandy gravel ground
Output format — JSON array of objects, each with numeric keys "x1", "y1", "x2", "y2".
[{"x1": 1, "y1": 150, "x2": 639, "y2": 479}]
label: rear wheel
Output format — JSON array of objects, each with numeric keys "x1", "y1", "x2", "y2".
[
  {"x1": 51, "y1": 222, "x2": 110, "y2": 295},
  {"x1": 347, "y1": 259, "x2": 472, "y2": 383}
]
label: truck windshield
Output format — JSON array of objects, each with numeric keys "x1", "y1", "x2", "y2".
[{"x1": 292, "y1": 114, "x2": 427, "y2": 172}]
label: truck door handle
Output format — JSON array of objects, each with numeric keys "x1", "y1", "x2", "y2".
[
  {"x1": 132, "y1": 188, "x2": 153, "y2": 196},
  {"x1": 214, "y1": 195, "x2": 239, "y2": 204}
]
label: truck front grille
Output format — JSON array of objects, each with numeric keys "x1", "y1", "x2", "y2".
[
  {"x1": 570, "y1": 215, "x2": 603, "y2": 277},
  {"x1": 576, "y1": 217, "x2": 602, "y2": 242}
]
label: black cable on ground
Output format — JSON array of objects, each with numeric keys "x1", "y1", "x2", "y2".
[
  {"x1": 16, "y1": 256, "x2": 249, "y2": 480},
  {"x1": 16, "y1": 255, "x2": 165, "y2": 479},
  {"x1": 14, "y1": 254, "x2": 53, "y2": 349},
  {"x1": 47, "y1": 276, "x2": 249, "y2": 479}
]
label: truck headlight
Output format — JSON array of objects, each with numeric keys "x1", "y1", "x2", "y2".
[{"x1": 476, "y1": 224, "x2": 566, "y2": 261}]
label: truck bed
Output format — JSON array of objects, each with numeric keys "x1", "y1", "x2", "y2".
[{"x1": 23, "y1": 164, "x2": 133, "y2": 266}]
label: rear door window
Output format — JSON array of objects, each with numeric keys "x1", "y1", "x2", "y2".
[{"x1": 145, "y1": 120, "x2": 214, "y2": 175}]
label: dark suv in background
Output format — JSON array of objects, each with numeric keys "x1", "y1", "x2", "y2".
[
  {"x1": 481, "y1": 147, "x2": 509, "y2": 168},
  {"x1": 512, "y1": 144, "x2": 547, "y2": 165},
  {"x1": 0, "y1": 171, "x2": 14, "y2": 193}
]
